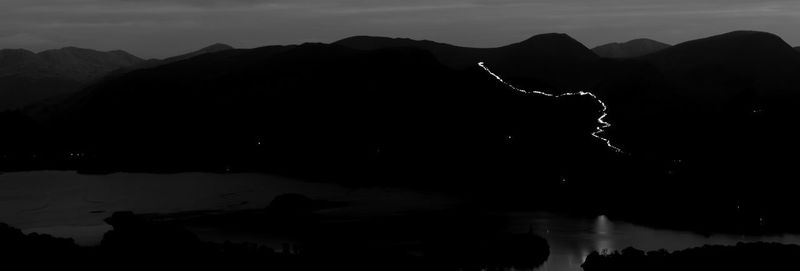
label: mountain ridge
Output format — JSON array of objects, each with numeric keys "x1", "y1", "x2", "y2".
[
  {"x1": 639, "y1": 30, "x2": 800, "y2": 101},
  {"x1": 109, "y1": 43, "x2": 236, "y2": 75},
  {"x1": 0, "y1": 47, "x2": 145, "y2": 110},
  {"x1": 0, "y1": 44, "x2": 237, "y2": 111},
  {"x1": 336, "y1": 33, "x2": 599, "y2": 90},
  {"x1": 592, "y1": 38, "x2": 671, "y2": 58}
]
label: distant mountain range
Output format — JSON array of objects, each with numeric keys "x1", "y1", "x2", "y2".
[
  {"x1": 4, "y1": 31, "x2": 800, "y2": 225},
  {"x1": 4, "y1": 30, "x2": 800, "y2": 235},
  {"x1": 6, "y1": 31, "x2": 800, "y2": 169},
  {"x1": 0, "y1": 44, "x2": 234, "y2": 110},
  {"x1": 591, "y1": 38, "x2": 671, "y2": 58},
  {"x1": 0, "y1": 47, "x2": 143, "y2": 110}
]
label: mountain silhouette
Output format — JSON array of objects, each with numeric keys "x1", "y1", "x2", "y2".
[
  {"x1": 0, "y1": 47, "x2": 144, "y2": 110},
  {"x1": 640, "y1": 30, "x2": 800, "y2": 102},
  {"x1": 37, "y1": 47, "x2": 143, "y2": 81},
  {"x1": 24, "y1": 41, "x2": 613, "y2": 190},
  {"x1": 15, "y1": 44, "x2": 236, "y2": 113},
  {"x1": 592, "y1": 38, "x2": 671, "y2": 58},
  {"x1": 7, "y1": 31, "x2": 800, "y2": 236},
  {"x1": 336, "y1": 33, "x2": 599, "y2": 90},
  {"x1": 116, "y1": 43, "x2": 235, "y2": 73},
  {"x1": 164, "y1": 43, "x2": 234, "y2": 63},
  {"x1": 594, "y1": 30, "x2": 800, "y2": 163},
  {"x1": 590, "y1": 30, "x2": 800, "y2": 232}
]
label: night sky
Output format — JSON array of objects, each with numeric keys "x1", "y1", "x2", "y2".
[{"x1": 1, "y1": 0, "x2": 799, "y2": 58}]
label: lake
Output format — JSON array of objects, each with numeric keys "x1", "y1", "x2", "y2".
[
  {"x1": 0, "y1": 171, "x2": 456, "y2": 245},
  {"x1": 2, "y1": 171, "x2": 800, "y2": 271}
]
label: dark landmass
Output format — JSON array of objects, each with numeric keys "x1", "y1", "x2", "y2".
[
  {"x1": 2, "y1": 30, "x2": 800, "y2": 236},
  {"x1": 0, "y1": 194, "x2": 550, "y2": 270},
  {"x1": 581, "y1": 242, "x2": 800, "y2": 271},
  {"x1": 592, "y1": 38, "x2": 671, "y2": 58}
]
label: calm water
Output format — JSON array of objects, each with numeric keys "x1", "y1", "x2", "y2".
[
  {"x1": 0, "y1": 171, "x2": 456, "y2": 245},
  {"x1": 3, "y1": 171, "x2": 800, "y2": 271}
]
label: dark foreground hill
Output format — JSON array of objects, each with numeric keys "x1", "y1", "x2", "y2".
[
  {"x1": 342, "y1": 31, "x2": 800, "y2": 234},
  {"x1": 581, "y1": 242, "x2": 800, "y2": 271},
  {"x1": 584, "y1": 30, "x2": 800, "y2": 235}
]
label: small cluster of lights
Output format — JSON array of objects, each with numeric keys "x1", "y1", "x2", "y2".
[
  {"x1": 69, "y1": 152, "x2": 85, "y2": 158},
  {"x1": 478, "y1": 62, "x2": 625, "y2": 153}
]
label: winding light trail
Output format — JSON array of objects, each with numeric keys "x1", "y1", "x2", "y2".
[{"x1": 478, "y1": 61, "x2": 625, "y2": 153}]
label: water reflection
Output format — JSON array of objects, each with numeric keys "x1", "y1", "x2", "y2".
[
  {"x1": 595, "y1": 215, "x2": 610, "y2": 235},
  {"x1": 507, "y1": 212, "x2": 800, "y2": 271}
]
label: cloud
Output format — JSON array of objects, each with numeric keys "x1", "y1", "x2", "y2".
[
  {"x1": 314, "y1": 3, "x2": 477, "y2": 15},
  {"x1": 0, "y1": 33, "x2": 53, "y2": 47}
]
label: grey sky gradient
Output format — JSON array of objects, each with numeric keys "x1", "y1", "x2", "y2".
[{"x1": 1, "y1": 0, "x2": 799, "y2": 58}]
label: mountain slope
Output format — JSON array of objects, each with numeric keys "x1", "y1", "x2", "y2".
[
  {"x1": 640, "y1": 30, "x2": 800, "y2": 102},
  {"x1": 28, "y1": 42, "x2": 612, "y2": 189},
  {"x1": 117, "y1": 43, "x2": 235, "y2": 73},
  {"x1": 0, "y1": 47, "x2": 144, "y2": 110},
  {"x1": 37, "y1": 47, "x2": 144, "y2": 81},
  {"x1": 592, "y1": 38, "x2": 671, "y2": 58}
]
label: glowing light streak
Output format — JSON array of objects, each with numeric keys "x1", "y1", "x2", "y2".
[{"x1": 478, "y1": 61, "x2": 625, "y2": 153}]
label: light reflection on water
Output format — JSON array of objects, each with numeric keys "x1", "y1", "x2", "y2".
[{"x1": 506, "y1": 212, "x2": 800, "y2": 271}]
